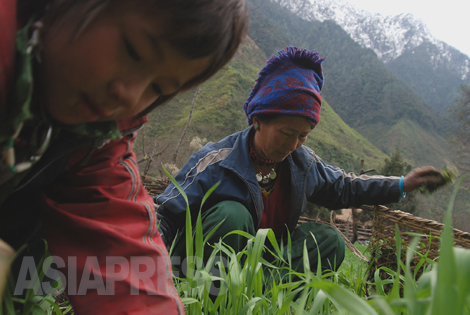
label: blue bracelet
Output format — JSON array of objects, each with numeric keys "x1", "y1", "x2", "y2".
[{"x1": 399, "y1": 175, "x2": 407, "y2": 198}]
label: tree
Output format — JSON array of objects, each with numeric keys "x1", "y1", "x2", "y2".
[
  {"x1": 449, "y1": 84, "x2": 470, "y2": 174},
  {"x1": 380, "y1": 147, "x2": 407, "y2": 176},
  {"x1": 380, "y1": 147, "x2": 417, "y2": 214},
  {"x1": 172, "y1": 85, "x2": 201, "y2": 165}
]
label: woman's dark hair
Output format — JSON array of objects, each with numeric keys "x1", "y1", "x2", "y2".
[
  {"x1": 20, "y1": 0, "x2": 249, "y2": 117},
  {"x1": 252, "y1": 114, "x2": 316, "y2": 129}
]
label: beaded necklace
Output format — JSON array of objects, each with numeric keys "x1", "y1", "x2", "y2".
[{"x1": 249, "y1": 137, "x2": 277, "y2": 183}]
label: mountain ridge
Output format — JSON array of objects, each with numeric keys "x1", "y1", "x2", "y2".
[
  {"x1": 273, "y1": 0, "x2": 470, "y2": 67},
  {"x1": 270, "y1": 0, "x2": 470, "y2": 111}
]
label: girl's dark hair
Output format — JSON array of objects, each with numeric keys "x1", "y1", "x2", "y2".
[
  {"x1": 19, "y1": 0, "x2": 249, "y2": 117},
  {"x1": 139, "y1": 0, "x2": 250, "y2": 116}
]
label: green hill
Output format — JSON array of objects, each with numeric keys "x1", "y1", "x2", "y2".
[
  {"x1": 305, "y1": 100, "x2": 388, "y2": 172},
  {"x1": 357, "y1": 119, "x2": 451, "y2": 166}
]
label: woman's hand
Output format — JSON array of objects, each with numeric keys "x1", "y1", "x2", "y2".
[
  {"x1": 0, "y1": 239, "x2": 14, "y2": 302},
  {"x1": 402, "y1": 166, "x2": 446, "y2": 193}
]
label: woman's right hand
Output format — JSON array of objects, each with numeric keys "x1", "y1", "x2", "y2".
[
  {"x1": 402, "y1": 166, "x2": 446, "y2": 193},
  {"x1": 0, "y1": 239, "x2": 14, "y2": 302}
]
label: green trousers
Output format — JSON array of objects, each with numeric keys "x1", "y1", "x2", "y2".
[{"x1": 171, "y1": 201, "x2": 345, "y2": 273}]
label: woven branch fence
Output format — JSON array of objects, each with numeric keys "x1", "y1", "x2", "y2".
[
  {"x1": 361, "y1": 204, "x2": 470, "y2": 288},
  {"x1": 297, "y1": 216, "x2": 372, "y2": 242},
  {"x1": 142, "y1": 175, "x2": 172, "y2": 196}
]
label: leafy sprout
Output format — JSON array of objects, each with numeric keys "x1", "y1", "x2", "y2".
[{"x1": 418, "y1": 166, "x2": 458, "y2": 195}]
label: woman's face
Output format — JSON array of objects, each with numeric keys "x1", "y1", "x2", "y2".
[
  {"x1": 253, "y1": 115, "x2": 314, "y2": 163},
  {"x1": 41, "y1": 1, "x2": 212, "y2": 125}
]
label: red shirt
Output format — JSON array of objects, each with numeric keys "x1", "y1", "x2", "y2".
[
  {"x1": 0, "y1": 0, "x2": 17, "y2": 111},
  {"x1": 259, "y1": 162, "x2": 291, "y2": 237}
]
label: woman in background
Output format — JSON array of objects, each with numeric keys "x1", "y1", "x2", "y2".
[{"x1": 155, "y1": 47, "x2": 444, "y2": 274}]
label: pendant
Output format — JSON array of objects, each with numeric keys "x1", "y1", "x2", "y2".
[
  {"x1": 269, "y1": 168, "x2": 277, "y2": 179},
  {"x1": 256, "y1": 168, "x2": 277, "y2": 183}
]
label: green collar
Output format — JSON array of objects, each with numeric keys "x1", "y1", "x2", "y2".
[{"x1": 57, "y1": 120, "x2": 121, "y2": 139}]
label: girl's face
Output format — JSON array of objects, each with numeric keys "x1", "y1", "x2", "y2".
[
  {"x1": 41, "y1": 1, "x2": 212, "y2": 125},
  {"x1": 253, "y1": 116, "x2": 314, "y2": 163}
]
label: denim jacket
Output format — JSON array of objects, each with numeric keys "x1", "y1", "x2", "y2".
[{"x1": 155, "y1": 127, "x2": 401, "y2": 246}]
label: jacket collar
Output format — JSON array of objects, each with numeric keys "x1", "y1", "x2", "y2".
[
  {"x1": 220, "y1": 126, "x2": 315, "y2": 176},
  {"x1": 219, "y1": 127, "x2": 257, "y2": 181},
  {"x1": 219, "y1": 127, "x2": 264, "y2": 219},
  {"x1": 219, "y1": 126, "x2": 316, "y2": 230}
]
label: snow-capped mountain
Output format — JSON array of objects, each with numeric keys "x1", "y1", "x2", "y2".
[{"x1": 273, "y1": 0, "x2": 470, "y2": 80}]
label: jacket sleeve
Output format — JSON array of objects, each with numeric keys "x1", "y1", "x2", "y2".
[
  {"x1": 307, "y1": 153, "x2": 401, "y2": 209},
  {"x1": 41, "y1": 132, "x2": 184, "y2": 315},
  {"x1": 154, "y1": 149, "x2": 215, "y2": 247}
]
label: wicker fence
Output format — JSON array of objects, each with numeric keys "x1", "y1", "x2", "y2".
[
  {"x1": 143, "y1": 176, "x2": 171, "y2": 196},
  {"x1": 297, "y1": 216, "x2": 372, "y2": 242},
  {"x1": 361, "y1": 204, "x2": 470, "y2": 283}
]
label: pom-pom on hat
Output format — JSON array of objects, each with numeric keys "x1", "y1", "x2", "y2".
[{"x1": 243, "y1": 46, "x2": 325, "y2": 125}]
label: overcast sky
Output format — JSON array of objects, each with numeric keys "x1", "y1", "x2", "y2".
[{"x1": 345, "y1": 0, "x2": 470, "y2": 57}]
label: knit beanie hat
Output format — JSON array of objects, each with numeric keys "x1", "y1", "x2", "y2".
[{"x1": 243, "y1": 46, "x2": 325, "y2": 125}]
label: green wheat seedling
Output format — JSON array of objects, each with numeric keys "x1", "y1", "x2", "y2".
[
  {"x1": 1, "y1": 241, "x2": 70, "y2": 315},
  {"x1": 368, "y1": 175, "x2": 470, "y2": 315},
  {"x1": 418, "y1": 166, "x2": 458, "y2": 195},
  {"x1": 162, "y1": 166, "x2": 381, "y2": 314}
]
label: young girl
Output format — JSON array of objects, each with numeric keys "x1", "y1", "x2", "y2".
[{"x1": 0, "y1": 0, "x2": 248, "y2": 313}]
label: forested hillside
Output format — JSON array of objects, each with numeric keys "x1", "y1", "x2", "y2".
[
  {"x1": 387, "y1": 41, "x2": 470, "y2": 114},
  {"x1": 271, "y1": 0, "x2": 470, "y2": 115}
]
